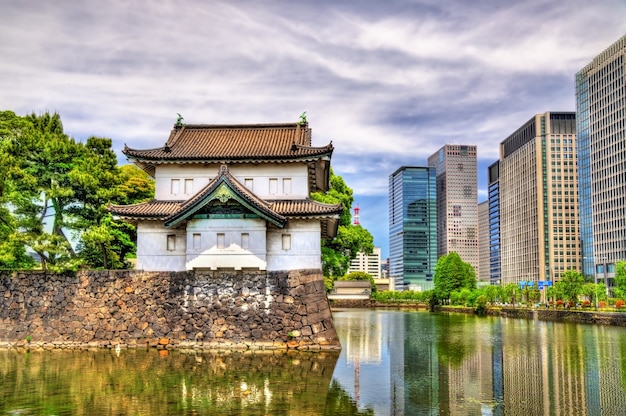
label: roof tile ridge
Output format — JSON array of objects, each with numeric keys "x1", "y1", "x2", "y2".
[
  {"x1": 165, "y1": 125, "x2": 186, "y2": 148},
  {"x1": 109, "y1": 199, "x2": 169, "y2": 208},
  {"x1": 180, "y1": 122, "x2": 300, "y2": 129}
]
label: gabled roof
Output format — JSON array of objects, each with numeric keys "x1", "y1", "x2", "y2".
[
  {"x1": 123, "y1": 122, "x2": 333, "y2": 164},
  {"x1": 164, "y1": 165, "x2": 286, "y2": 228},
  {"x1": 123, "y1": 121, "x2": 333, "y2": 193},
  {"x1": 108, "y1": 166, "x2": 343, "y2": 238}
]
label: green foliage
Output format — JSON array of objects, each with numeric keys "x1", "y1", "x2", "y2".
[
  {"x1": 556, "y1": 269, "x2": 585, "y2": 303},
  {"x1": 311, "y1": 169, "x2": 374, "y2": 278},
  {"x1": 614, "y1": 261, "x2": 626, "y2": 299},
  {"x1": 340, "y1": 271, "x2": 377, "y2": 294},
  {"x1": 372, "y1": 289, "x2": 433, "y2": 303},
  {"x1": 503, "y1": 283, "x2": 521, "y2": 304},
  {"x1": 581, "y1": 282, "x2": 607, "y2": 306},
  {"x1": 0, "y1": 110, "x2": 155, "y2": 271},
  {"x1": 433, "y1": 252, "x2": 476, "y2": 302},
  {"x1": 474, "y1": 295, "x2": 488, "y2": 315}
]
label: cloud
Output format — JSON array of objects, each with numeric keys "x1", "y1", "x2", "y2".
[{"x1": 1, "y1": 0, "x2": 626, "y2": 256}]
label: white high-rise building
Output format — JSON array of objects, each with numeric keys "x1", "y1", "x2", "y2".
[{"x1": 428, "y1": 145, "x2": 479, "y2": 275}]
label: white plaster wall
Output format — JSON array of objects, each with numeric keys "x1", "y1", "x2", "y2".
[
  {"x1": 185, "y1": 218, "x2": 267, "y2": 270},
  {"x1": 153, "y1": 163, "x2": 309, "y2": 200},
  {"x1": 266, "y1": 220, "x2": 322, "y2": 271},
  {"x1": 135, "y1": 221, "x2": 187, "y2": 271}
]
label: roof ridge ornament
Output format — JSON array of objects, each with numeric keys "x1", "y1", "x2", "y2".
[
  {"x1": 175, "y1": 113, "x2": 185, "y2": 127},
  {"x1": 298, "y1": 111, "x2": 307, "y2": 126}
]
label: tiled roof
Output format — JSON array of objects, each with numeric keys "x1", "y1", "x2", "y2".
[
  {"x1": 123, "y1": 123, "x2": 333, "y2": 163},
  {"x1": 109, "y1": 200, "x2": 183, "y2": 218},
  {"x1": 269, "y1": 199, "x2": 343, "y2": 217},
  {"x1": 110, "y1": 198, "x2": 342, "y2": 220}
]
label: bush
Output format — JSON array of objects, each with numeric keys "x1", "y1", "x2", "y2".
[
  {"x1": 474, "y1": 295, "x2": 488, "y2": 315},
  {"x1": 582, "y1": 300, "x2": 591, "y2": 308},
  {"x1": 599, "y1": 301, "x2": 607, "y2": 309},
  {"x1": 616, "y1": 299, "x2": 625, "y2": 309},
  {"x1": 556, "y1": 300, "x2": 564, "y2": 308}
]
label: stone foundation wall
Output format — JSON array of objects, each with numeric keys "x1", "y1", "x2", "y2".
[{"x1": 0, "y1": 269, "x2": 340, "y2": 350}]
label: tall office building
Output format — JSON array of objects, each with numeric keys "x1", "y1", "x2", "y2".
[
  {"x1": 478, "y1": 200, "x2": 490, "y2": 283},
  {"x1": 576, "y1": 34, "x2": 626, "y2": 289},
  {"x1": 497, "y1": 112, "x2": 580, "y2": 284},
  {"x1": 427, "y1": 145, "x2": 479, "y2": 275},
  {"x1": 488, "y1": 161, "x2": 501, "y2": 285},
  {"x1": 388, "y1": 166, "x2": 437, "y2": 291}
]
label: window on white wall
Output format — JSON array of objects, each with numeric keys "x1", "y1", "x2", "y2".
[
  {"x1": 193, "y1": 233, "x2": 201, "y2": 250},
  {"x1": 217, "y1": 233, "x2": 225, "y2": 249},
  {"x1": 167, "y1": 234, "x2": 176, "y2": 251},
  {"x1": 184, "y1": 179, "x2": 194, "y2": 195},
  {"x1": 269, "y1": 178, "x2": 278, "y2": 195},
  {"x1": 244, "y1": 178, "x2": 253, "y2": 190},
  {"x1": 283, "y1": 178, "x2": 292, "y2": 195},
  {"x1": 171, "y1": 179, "x2": 180, "y2": 195},
  {"x1": 241, "y1": 233, "x2": 249, "y2": 250},
  {"x1": 282, "y1": 234, "x2": 291, "y2": 250}
]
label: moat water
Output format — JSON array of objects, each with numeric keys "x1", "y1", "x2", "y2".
[{"x1": 2, "y1": 309, "x2": 626, "y2": 415}]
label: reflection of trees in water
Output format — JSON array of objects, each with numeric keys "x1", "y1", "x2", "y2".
[
  {"x1": 0, "y1": 348, "x2": 340, "y2": 415},
  {"x1": 435, "y1": 314, "x2": 475, "y2": 368},
  {"x1": 324, "y1": 379, "x2": 375, "y2": 416}
]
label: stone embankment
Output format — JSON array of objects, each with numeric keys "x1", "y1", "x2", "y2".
[{"x1": 0, "y1": 269, "x2": 340, "y2": 350}]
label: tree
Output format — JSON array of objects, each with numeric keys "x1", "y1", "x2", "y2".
[
  {"x1": 434, "y1": 252, "x2": 476, "y2": 302},
  {"x1": 581, "y1": 282, "x2": 607, "y2": 307},
  {"x1": 311, "y1": 169, "x2": 374, "y2": 278},
  {"x1": 614, "y1": 261, "x2": 626, "y2": 300},
  {"x1": 0, "y1": 111, "x2": 155, "y2": 271},
  {"x1": 503, "y1": 283, "x2": 520, "y2": 305},
  {"x1": 557, "y1": 270, "x2": 585, "y2": 304}
]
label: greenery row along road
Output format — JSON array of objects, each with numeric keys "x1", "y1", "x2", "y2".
[{"x1": 372, "y1": 253, "x2": 626, "y2": 314}]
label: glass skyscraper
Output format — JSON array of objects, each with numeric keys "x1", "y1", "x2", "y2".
[
  {"x1": 576, "y1": 34, "x2": 626, "y2": 289},
  {"x1": 488, "y1": 161, "x2": 501, "y2": 285},
  {"x1": 388, "y1": 166, "x2": 437, "y2": 291}
]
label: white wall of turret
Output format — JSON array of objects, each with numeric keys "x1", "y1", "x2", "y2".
[{"x1": 154, "y1": 163, "x2": 310, "y2": 200}]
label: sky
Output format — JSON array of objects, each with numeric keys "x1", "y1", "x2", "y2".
[{"x1": 2, "y1": 0, "x2": 626, "y2": 258}]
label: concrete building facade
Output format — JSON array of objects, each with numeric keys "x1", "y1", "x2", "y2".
[
  {"x1": 428, "y1": 145, "x2": 479, "y2": 276},
  {"x1": 497, "y1": 112, "x2": 580, "y2": 285}
]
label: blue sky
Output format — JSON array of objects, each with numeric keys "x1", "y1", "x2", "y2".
[{"x1": 2, "y1": 0, "x2": 626, "y2": 258}]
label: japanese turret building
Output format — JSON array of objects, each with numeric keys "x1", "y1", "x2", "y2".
[{"x1": 110, "y1": 120, "x2": 343, "y2": 272}]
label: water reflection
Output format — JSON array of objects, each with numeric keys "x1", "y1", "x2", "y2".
[
  {"x1": 2, "y1": 310, "x2": 626, "y2": 415},
  {"x1": 0, "y1": 348, "x2": 340, "y2": 415},
  {"x1": 331, "y1": 309, "x2": 626, "y2": 416}
]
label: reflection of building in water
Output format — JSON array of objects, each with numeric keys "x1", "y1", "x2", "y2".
[
  {"x1": 502, "y1": 320, "x2": 549, "y2": 414},
  {"x1": 343, "y1": 313, "x2": 383, "y2": 365},
  {"x1": 435, "y1": 315, "x2": 495, "y2": 415},
  {"x1": 400, "y1": 313, "x2": 440, "y2": 415},
  {"x1": 501, "y1": 320, "x2": 589, "y2": 414},
  {"x1": 584, "y1": 325, "x2": 625, "y2": 413},
  {"x1": 550, "y1": 324, "x2": 587, "y2": 413}
]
